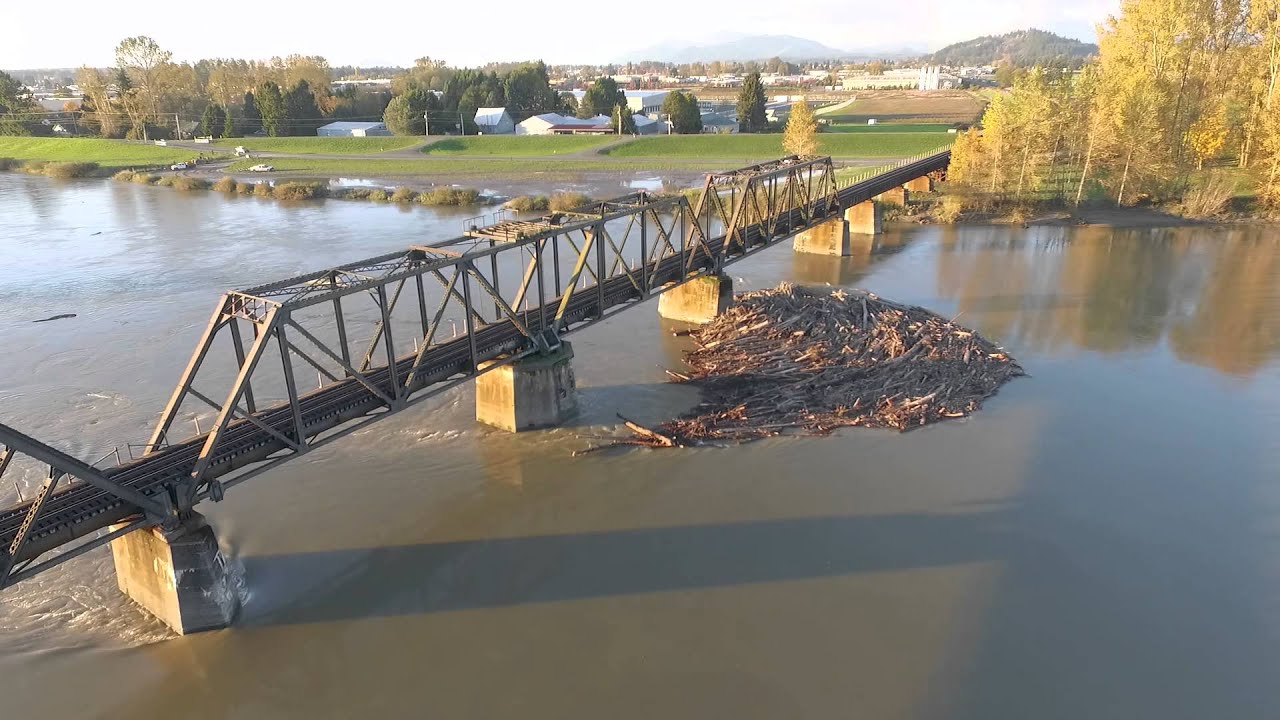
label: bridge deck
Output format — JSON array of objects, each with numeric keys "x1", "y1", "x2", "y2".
[{"x1": 0, "y1": 150, "x2": 949, "y2": 577}]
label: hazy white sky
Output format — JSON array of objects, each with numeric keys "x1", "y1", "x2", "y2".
[{"x1": 3, "y1": 0, "x2": 1121, "y2": 69}]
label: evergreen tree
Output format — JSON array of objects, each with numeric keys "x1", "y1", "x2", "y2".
[
  {"x1": 222, "y1": 106, "x2": 236, "y2": 138},
  {"x1": 284, "y1": 80, "x2": 321, "y2": 136},
  {"x1": 255, "y1": 82, "x2": 286, "y2": 137},
  {"x1": 736, "y1": 72, "x2": 767, "y2": 133},
  {"x1": 200, "y1": 103, "x2": 221, "y2": 138},
  {"x1": 241, "y1": 91, "x2": 261, "y2": 135}
]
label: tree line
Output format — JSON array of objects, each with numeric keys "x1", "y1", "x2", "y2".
[{"x1": 948, "y1": 0, "x2": 1280, "y2": 216}]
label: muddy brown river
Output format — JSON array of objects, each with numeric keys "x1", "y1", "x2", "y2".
[{"x1": 2, "y1": 173, "x2": 1279, "y2": 719}]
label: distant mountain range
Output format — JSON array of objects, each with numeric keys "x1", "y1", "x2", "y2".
[
  {"x1": 623, "y1": 35, "x2": 922, "y2": 64},
  {"x1": 928, "y1": 29, "x2": 1097, "y2": 67},
  {"x1": 622, "y1": 29, "x2": 1096, "y2": 67}
]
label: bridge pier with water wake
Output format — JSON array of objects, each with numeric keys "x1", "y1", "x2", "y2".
[{"x1": 0, "y1": 149, "x2": 950, "y2": 634}]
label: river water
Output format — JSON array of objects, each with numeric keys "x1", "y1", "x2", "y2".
[{"x1": 2, "y1": 173, "x2": 1279, "y2": 719}]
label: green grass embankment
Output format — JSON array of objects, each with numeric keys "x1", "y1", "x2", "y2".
[
  {"x1": 212, "y1": 137, "x2": 423, "y2": 155},
  {"x1": 823, "y1": 123, "x2": 955, "y2": 133},
  {"x1": 0, "y1": 137, "x2": 194, "y2": 168},
  {"x1": 226, "y1": 156, "x2": 742, "y2": 177},
  {"x1": 603, "y1": 134, "x2": 953, "y2": 160},
  {"x1": 421, "y1": 136, "x2": 618, "y2": 156}
]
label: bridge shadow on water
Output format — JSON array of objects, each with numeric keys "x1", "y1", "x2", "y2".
[{"x1": 239, "y1": 511, "x2": 1009, "y2": 628}]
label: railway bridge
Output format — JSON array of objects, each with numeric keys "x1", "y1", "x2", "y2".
[{"x1": 0, "y1": 149, "x2": 950, "y2": 633}]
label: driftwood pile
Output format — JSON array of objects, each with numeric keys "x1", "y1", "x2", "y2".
[{"x1": 589, "y1": 283, "x2": 1024, "y2": 451}]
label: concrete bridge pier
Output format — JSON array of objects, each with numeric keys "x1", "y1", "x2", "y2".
[
  {"x1": 906, "y1": 175, "x2": 934, "y2": 193},
  {"x1": 793, "y1": 216, "x2": 852, "y2": 256},
  {"x1": 110, "y1": 512, "x2": 240, "y2": 635},
  {"x1": 873, "y1": 186, "x2": 907, "y2": 206},
  {"x1": 658, "y1": 274, "x2": 734, "y2": 324},
  {"x1": 846, "y1": 201, "x2": 884, "y2": 236},
  {"x1": 476, "y1": 342, "x2": 578, "y2": 432}
]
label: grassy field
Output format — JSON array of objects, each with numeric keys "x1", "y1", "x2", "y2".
[
  {"x1": 823, "y1": 123, "x2": 956, "y2": 133},
  {"x1": 0, "y1": 138, "x2": 195, "y2": 167},
  {"x1": 226, "y1": 156, "x2": 743, "y2": 176},
  {"x1": 603, "y1": 134, "x2": 952, "y2": 160},
  {"x1": 422, "y1": 136, "x2": 618, "y2": 156},
  {"x1": 212, "y1": 137, "x2": 423, "y2": 154},
  {"x1": 822, "y1": 91, "x2": 988, "y2": 125}
]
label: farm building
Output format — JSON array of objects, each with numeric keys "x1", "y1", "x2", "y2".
[
  {"x1": 473, "y1": 107, "x2": 515, "y2": 135},
  {"x1": 317, "y1": 121, "x2": 392, "y2": 137},
  {"x1": 700, "y1": 112, "x2": 739, "y2": 134},
  {"x1": 632, "y1": 115, "x2": 666, "y2": 135},
  {"x1": 516, "y1": 113, "x2": 614, "y2": 136}
]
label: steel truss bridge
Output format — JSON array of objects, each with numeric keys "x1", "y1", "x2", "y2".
[{"x1": 0, "y1": 149, "x2": 950, "y2": 592}]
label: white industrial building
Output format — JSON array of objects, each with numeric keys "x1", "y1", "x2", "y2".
[
  {"x1": 473, "y1": 107, "x2": 515, "y2": 135},
  {"x1": 516, "y1": 113, "x2": 614, "y2": 135},
  {"x1": 317, "y1": 121, "x2": 392, "y2": 137}
]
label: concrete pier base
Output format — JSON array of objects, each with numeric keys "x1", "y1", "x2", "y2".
[
  {"x1": 793, "y1": 216, "x2": 852, "y2": 256},
  {"x1": 873, "y1": 186, "x2": 907, "y2": 206},
  {"x1": 845, "y1": 201, "x2": 884, "y2": 235},
  {"x1": 110, "y1": 512, "x2": 239, "y2": 635},
  {"x1": 657, "y1": 274, "x2": 733, "y2": 324},
  {"x1": 905, "y1": 175, "x2": 934, "y2": 193},
  {"x1": 476, "y1": 342, "x2": 577, "y2": 432}
]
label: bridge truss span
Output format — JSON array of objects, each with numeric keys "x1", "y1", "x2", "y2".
[{"x1": 0, "y1": 150, "x2": 950, "y2": 591}]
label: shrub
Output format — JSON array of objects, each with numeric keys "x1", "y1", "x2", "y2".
[
  {"x1": 41, "y1": 162, "x2": 100, "y2": 179},
  {"x1": 131, "y1": 172, "x2": 159, "y2": 185},
  {"x1": 391, "y1": 187, "x2": 417, "y2": 203},
  {"x1": 23, "y1": 161, "x2": 48, "y2": 173},
  {"x1": 340, "y1": 187, "x2": 372, "y2": 200},
  {"x1": 272, "y1": 181, "x2": 328, "y2": 200},
  {"x1": 236, "y1": 181, "x2": 256, "y2": 194},
  {"x1": 417, "y1": 186, "x2": 481, "y2": 206},
  {"x1": 1180, "y1": 172, "x2": 1234, "y2": 219},
  {"x1": 549, "y1": 192, "x2": 592, "y2": 212},
  {"x1": 113, "y1": 169, "x2": 138, "y2": 182},
  {"x1": 367, "y1": 189, "x2": 390, "y2": 202},
  {"x1": 212, "y1": 177, "x2": 237, "y2": 193},
  {"x1": 253, "y1": 182, "x2": 273, "y2": 197},
  {"x1": 505, "y1": 195, "x2": 550, "y2": 213},
  {"x1": 0, "y1": 158, "x2": 20, "y2": 171},
  {"x1": 168, "y1": 176, "x2": 209, "y2": 191},
  {"x1": 935, "y1": 195, "x2": 964, "y2": 223}
]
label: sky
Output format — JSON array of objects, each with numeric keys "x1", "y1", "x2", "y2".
[{"x1": 2, "y1": 0, "x2": 1121, "y2": 70}]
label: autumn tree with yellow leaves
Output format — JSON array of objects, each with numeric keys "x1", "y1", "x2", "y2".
[{"x1": 947, "y1": 0, "x2": 1280, "y2": 215}]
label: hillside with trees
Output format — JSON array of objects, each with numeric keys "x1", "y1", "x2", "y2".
[{"x1": 929, "y1": 29, "x2": 1097, "y2": 68}]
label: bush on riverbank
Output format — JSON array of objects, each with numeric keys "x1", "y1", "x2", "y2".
[
  {"x1": 367, "y1": 189, "x2": 390, "y2": 202},
  {"x1": 157, "y1": 176, "x2": 209, "y2": 191},
  {"x1": 24, "y1": 161, "x2": 101, "y2": 179},
  {"x1": 236, "y1": 181, "x2": 257, "y2": 194},
  {"x1": 417, "y1": 187, "x2": 480, "y2": 206},
  {"x1": 391, "y1": 187, "x2": 416, "y2": 203},
  {"x1": 213, "y1": 177, "x2": 237, "y2": 193},
  {"x1": 549, "y1": 192, "x2": 592, "y2": 212},
  {"x1": 253, "y1": 182, "x2": 273, "y2": 198},
  {"x1": 0, "y1": 158, "x2": 20, "y2": 171},
  {"x1": 506, "y1": 195, "x2": 550, "y2": 213},
  {"x1": 273, "y1": 181, "x2": 328, "y2": 200}
]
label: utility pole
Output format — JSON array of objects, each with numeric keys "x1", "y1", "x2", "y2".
[
  {"x1": 424, "y1": 111, "x2": 429, "y2": 137},
  {"x1": 459, "y1": 112, "x2": 464, "y2": 135},
  {"x1": 174, "y1": 113, "x2": 181, "y2": 140}
]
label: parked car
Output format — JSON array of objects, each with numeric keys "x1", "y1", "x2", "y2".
[
  {"x1": 170, "y1": 163, "x2": 189, "y2": 171},
  {"x1": 248, "y1": 164, "x2": 274, "y2": 173}
]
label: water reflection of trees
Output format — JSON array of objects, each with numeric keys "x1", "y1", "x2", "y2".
[{"x1": 935, "y1": 227, "x2": 1280, "y2": 376}]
